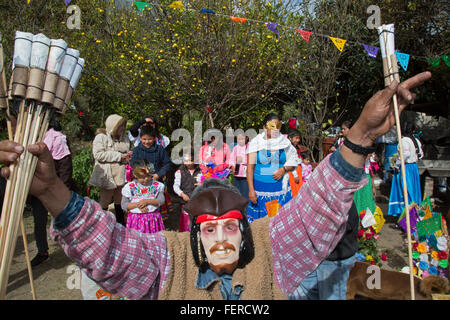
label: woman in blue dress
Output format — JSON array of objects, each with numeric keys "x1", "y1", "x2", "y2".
[
  {"x1": 246, "y1": 114, "x2": 298, "y2": 222},
  {"x1": 388, "y1": 123, "x2": 423, "y2": 217}
]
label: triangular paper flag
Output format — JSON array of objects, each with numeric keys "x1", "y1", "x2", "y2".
[
  {"x1": 168, "y1": 1, "x2": 184, "y2": 9},
  {"x1": 421, "y1": 196, "x2": 432, "y2": 211},
  {"x1": 296, "y1": 29, "x2": 312, "y2": 42},
  {"x1": 230, "y1": 16, "x2": 248, "y2": 23},
  {"x1": 426, "y1": 57, "x2": 440, "y2": 67},
  {"x1": 329, "y1": 36, "x2": 346, "y2": 52},
  {"x1": 200, "y1": 8, "x2": 215, "y2": 14},
  {"x1": 362, "y1": 44, "x2": 379, "y2": 58},
  {"x1": 442, "y1": 55, "x2": 450, "y2": 67},
  {"x1": 373, "y1": 206, "x2": 385, "y2": 234},
  {"x1": 424, "y1": 205, "x2": 432, "y2": 219},
  {"x1": 395, "y1": 52, "x2": 410, "y2": 71},
  {"x1": 265, "y1": 22, "x2": 280, "y2": 36},
  {"x1": 134, "y1": 1, "x2": 150, "y2": 12},
  {"x1": 361, "y1": 207, "x2": 377, "y2": 228}
]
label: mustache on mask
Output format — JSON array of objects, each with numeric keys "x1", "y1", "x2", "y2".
[{"x1": 209, "y1": 242, "x2": 236, "y2": 255}]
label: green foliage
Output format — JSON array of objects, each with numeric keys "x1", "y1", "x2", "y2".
[
  {"x1": 0, "y1": 0, "x2": 447, "y2": 163},
  {"x1": 72, "y1": 147, "x2": 99, "y2": 201}
]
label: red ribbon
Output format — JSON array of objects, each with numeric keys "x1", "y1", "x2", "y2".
[{"x1": 196, "y1": 210, "x2": 243, "y2": 224}]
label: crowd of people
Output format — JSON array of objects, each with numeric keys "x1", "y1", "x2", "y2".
[
  {"x1": 0, "y1": 71, "x2": 432, "y2": 300},
  {"x1": 86, "y1": 112, "x2": 317, "y2": 235}
]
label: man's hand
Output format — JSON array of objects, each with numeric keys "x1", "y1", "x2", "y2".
[
  {"x1": 1, "y1": 141, "x2": 57, "y2": 196},
  {"x1": 349, "y1": 72, "x2": 431, "y2": 147},
  {"x1": 0, "y1": 140, "x2": 71, "y2": 216}
]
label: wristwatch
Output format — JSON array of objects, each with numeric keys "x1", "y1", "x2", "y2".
[{"x1": 343, "y1": 137, "x2": 376, "y2": 155}]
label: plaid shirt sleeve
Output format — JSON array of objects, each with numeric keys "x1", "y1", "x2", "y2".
[
  {"x1": 52, "y1": 195, "x2": 171, "y2": 300},
  {"x1": 270, "y1": 149, "x2": 368, "y2": 295}
]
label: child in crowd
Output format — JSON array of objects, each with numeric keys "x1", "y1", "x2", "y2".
[
  {"x1": 173, "y1": 152, "x2": 202, "y2": 232},
  {"x1": 121, "y1": 160, "x2": 165, "y2": 234},
  {"x1": 229, "y1": 132, "x2": 249, "y2": 199},
  {"x1": 330, "y1": 120, "x2": 352, "y2": 153},
  {"x1": 287, "y1": 129, "x2": 303, "y2": 197},
  {"x1": 198, "y1": 128, "x2": 231, "y2": 179},
  {"x1": 130, "y1": 125, "x2": 172, "y2": 181},
  {"x1": 301, "y1": 154, "x2": 313, "y2": 182}
]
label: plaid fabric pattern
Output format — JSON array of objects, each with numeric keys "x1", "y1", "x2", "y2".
[
  {"x1": 54, "y1": 199, "x2": 171, "y2": 300},
  {"x1": 270, "y1": 153, "x2": 367, "y2": 295}
]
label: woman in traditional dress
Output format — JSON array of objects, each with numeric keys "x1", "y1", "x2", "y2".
[
  {"x1": 388, "y1": 123, "x2": 423, "y2": 216},
  {"x1": 246, "y1": 114, "x2": 298, "y2": 222}
]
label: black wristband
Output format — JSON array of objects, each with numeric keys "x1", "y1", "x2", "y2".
[{"x1": 343, "y1": 137, "x2": 376, "y2": 155}]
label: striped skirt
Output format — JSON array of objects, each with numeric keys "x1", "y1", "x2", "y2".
[{"x1": 247, "y1": 178, "x2": 292, "y2": 223}]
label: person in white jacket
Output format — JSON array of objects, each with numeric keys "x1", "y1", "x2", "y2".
[{"x1": 88, "y1": 114, "x2": 131, "y2": 225}]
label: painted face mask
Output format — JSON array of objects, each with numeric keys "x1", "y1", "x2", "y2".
[
  {"x1": 198, "y1": 210, "x2": 243, "y2": 275},
  {"x1": 265, "y1": 120, "x2": 282, "y2": 130},
  {"x1": 184, "y1": 186, "x2": 251, "y2": 275}
]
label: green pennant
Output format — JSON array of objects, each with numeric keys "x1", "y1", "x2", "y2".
[
  {"x1": 420, "y1": 196, "x2": 432, "y2": 212},
  {"x1": 442, "y1": 55, "x2": 450, "y2": 67},
  {"x1": 426, "y1": 56, "x2": 440, "y2": 67},
  {"x1": 134, "y1": 1, "x2": 151, "y2": 12}
]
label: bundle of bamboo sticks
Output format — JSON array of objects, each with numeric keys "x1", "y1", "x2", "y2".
[
  {"x1": 377, "y1": 24, "x2": 415, "y2": 300},
  {"x1": 0, "y1": 31, "x2": 84, "y2": 300}
]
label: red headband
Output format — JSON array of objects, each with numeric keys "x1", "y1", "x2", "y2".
[{"x1": 196, "y1": 210, "x2": 243, "y2": 224}]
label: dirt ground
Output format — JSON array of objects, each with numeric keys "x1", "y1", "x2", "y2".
[{"x1": 4, "y1": 184, "x2": 449, "y2": 300}]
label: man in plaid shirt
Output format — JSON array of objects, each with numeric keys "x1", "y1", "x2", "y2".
[{"x1": 0, "y1": 72, "x2": 430, "y2": 300}]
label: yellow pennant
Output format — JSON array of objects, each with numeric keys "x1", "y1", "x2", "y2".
[
  {"x1": 423, "y1": 205, "x2": 432, "y2": 219},
  {"x1": 168, "y1": 1, "x2": 184, "y2": 9},
  {"x1": 329, "y1": 36, "x2": 346, "y2": 52}
]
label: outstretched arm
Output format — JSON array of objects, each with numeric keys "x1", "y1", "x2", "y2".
[
  {"x1": 270, "y1": 72, "x2": 431, "y2": 296},
  {"x1": 0, "y1": 142, "x2": 170, "y2": 300}
]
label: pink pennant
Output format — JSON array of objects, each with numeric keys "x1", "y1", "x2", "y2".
[{"x1": 296, "y1": 29, "x2": 312, "y2": 42}]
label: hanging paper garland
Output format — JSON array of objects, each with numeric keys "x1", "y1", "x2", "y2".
[
  {"x1": 296, "y1": 29, "x2": 312, "y2": 42},
  {"x1": 441, "y1": 55, "x2": 450, "y2": 67},
  {"x1": 265, "y1": 22, "x2": 280, "y2": 36},
  {"x1": 426, "y1": 57, "x2": 440, "y2": 67},
  {"x1": 55, "y1": 0, "x2": 449, "y2": 69},
  {"x1": 200, "y1": 8, "x2": 216, "y2": 15},
  {"x1": 134, "y1": 1, "x2": 151, "y2": 12},
  {"x1": 168, "y1": 1, "x2": 184, "y2": 10},
  {"x1": 230, "y1": 16, "x2": 248, "y2": 23},
  {"x1": 362, "y1": 44, "x2": 379, "y2": 58},
  {"x1": 395, "y1": 52, "x2": 410, "y2": 71},
  {"x1": 329, "y1": 36, "x2": 346, "y2": 52}
]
